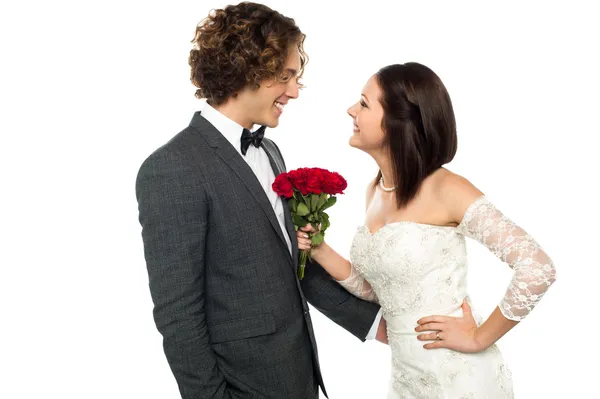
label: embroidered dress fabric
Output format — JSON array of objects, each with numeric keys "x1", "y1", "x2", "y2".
[{"x1": 337, "y1": 196, "x2": 556, "y2": 398}]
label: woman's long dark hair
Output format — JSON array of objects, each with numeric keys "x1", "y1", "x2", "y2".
[{"x1": 375, "y1": 62, "x2": 457, "y2": 208}]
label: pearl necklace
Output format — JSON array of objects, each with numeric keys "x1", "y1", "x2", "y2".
[{"x1": 379, "y1": 177, "x2": 396, "y2": 192}]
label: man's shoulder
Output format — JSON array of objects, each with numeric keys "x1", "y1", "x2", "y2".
[{"x1": 136, "y1": 123, "x2": 209, "y2": 179}]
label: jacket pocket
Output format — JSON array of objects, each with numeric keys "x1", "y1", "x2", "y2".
[{"x1": 210, "y1": 313, "x2": 276, "y2": 344}]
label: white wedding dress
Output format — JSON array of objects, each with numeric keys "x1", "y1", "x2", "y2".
[{"x1": 340, "y1": 196, "x2": 556, "y2": 398}]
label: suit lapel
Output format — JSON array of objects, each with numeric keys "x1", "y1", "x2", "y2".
[
  {"x1": 262, "y1": 139, "x2": 299, "y2": 267},
  {"x1": 190, "y1": 112, "x2": 292, "y2": 262}
]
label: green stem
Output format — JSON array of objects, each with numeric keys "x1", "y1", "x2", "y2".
[{"x1": 298, "y1": 249, "x2": 309, "y2": 280}]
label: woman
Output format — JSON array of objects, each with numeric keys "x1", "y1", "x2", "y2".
[{"x1": 297, "y1": 62, "x2": 556, "y2": 398}]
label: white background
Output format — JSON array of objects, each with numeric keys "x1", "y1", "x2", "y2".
[{"x1": 1, "y1": 0, "x2": 598, "y2": 398}]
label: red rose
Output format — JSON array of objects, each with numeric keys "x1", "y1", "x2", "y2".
[
  {"x1": 272, "y1": 166, "x2": 347, "y2": 280},
  {"x1": 305, "y1": 168, "x2": 325, "y2": 194},
  {"x1": 322, "y1": 171, "x2": 347, "y2": 195},
  {"x1": 288, "y1": 168, "x2": 309, "y2": 195},
  {"x1": 272, "y1": 173, "x2": 294, "y2": 198}
]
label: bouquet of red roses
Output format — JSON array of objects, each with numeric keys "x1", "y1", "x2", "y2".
[{"x1": 272, "y1": 167, "x2": 347, "y2": 279}]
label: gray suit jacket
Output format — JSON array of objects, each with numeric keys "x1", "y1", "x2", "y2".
[{"x1": 136, "y1": 112, "x2": 381, "y2": 398}]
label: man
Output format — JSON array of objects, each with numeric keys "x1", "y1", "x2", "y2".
[{"x1": 136, "y1": 3, "x2": 385, "y2": 398}]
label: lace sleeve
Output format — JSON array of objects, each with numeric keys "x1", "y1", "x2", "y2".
[
  {"x1": 337, "y1": 264, "x2": 379, "y2": 303},
  {"x1": 457, "y1": 196, "x2": 556, "y2": 321}
]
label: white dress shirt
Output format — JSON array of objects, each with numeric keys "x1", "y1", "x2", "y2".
[
  {"x1": 202, "y1": 103, "x2": 292, "y2": 254},
  {"x1": 201, "y1": 103, "x2": 381, "y2": 340}
]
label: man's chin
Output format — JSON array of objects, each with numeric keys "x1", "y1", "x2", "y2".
[{"x1": 262, "y1": 117, "x2": 280, "y2": 129}]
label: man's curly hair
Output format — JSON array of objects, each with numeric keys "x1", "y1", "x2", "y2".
[{"x1": 189, "y1": 2, "x2": 308, "y2": 106}]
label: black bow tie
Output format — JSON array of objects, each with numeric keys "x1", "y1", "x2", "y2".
[{"x1": 240, "y1": 125, "x2": 266, "y2": 155}]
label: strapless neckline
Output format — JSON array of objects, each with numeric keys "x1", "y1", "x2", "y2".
[{"x1": 357, "y1": 222, "x2": 457, "y2": 237}]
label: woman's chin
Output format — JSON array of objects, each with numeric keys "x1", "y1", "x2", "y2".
[{"x1": 349, "y1": 135, "x2": 361, "y2": 149}]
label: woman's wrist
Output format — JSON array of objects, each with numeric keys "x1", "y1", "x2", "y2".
[
  {"x1": 473, "y1": 307, "x2": 519, "y2": 352},
  {"x1": 473, "y1": 325, "x2": 497, "y2": 352},
  {"x1": 310, "y1": 241, "x2": 328, "y2": 262}
]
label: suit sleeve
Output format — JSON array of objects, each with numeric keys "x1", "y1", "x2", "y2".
[
  {"x1": 136, "y1": 148, "x2": 232, "y2": 398},
  {"x1": 300, "y1": 260, "x2": 381, "y2": 341}
]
